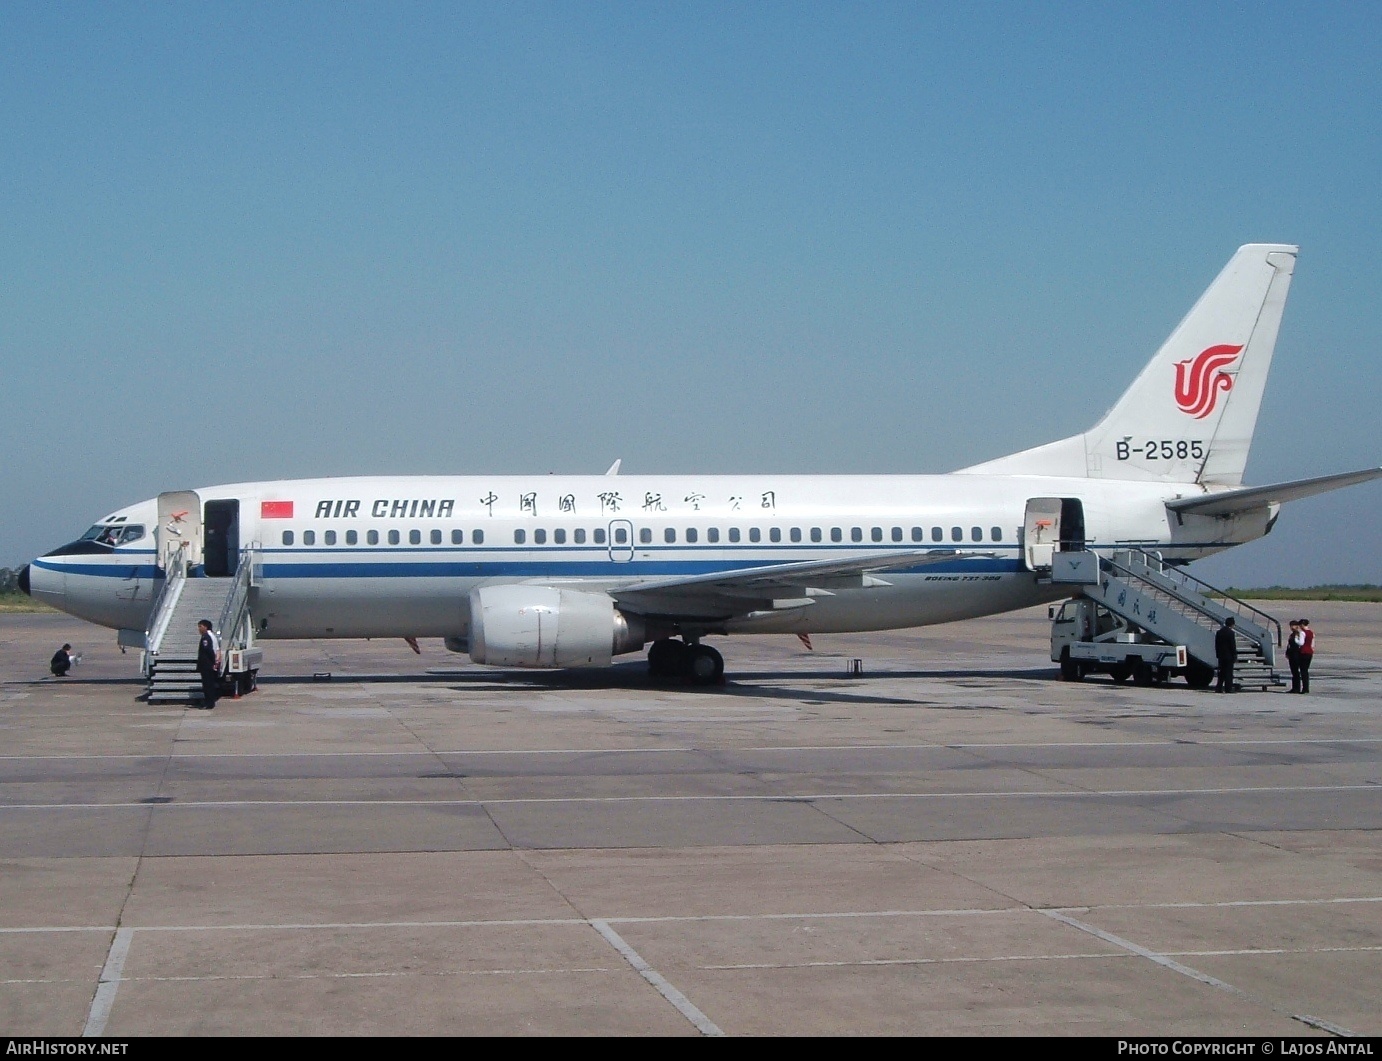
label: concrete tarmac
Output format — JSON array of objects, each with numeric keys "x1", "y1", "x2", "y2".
[{"x1": 1, "y1": 603, "x2": 1379, "y2": 1036}]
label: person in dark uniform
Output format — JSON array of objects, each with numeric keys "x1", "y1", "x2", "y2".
[
  {"x1": 1215, "y1": 617, "x2": 1238, "y2": 693},
  {"x1": 1285, "y1": 619, "x2": 1304, "y2": 693},
  {"x1": 50, "y1": 644, "x2": 74, "y2": 677},
  {"x1": 196, "y1": 619, "x2": 221, "y2": 709}
]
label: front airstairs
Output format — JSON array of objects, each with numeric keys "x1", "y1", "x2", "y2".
[
  {"x1": 1052, "y1": 547, "x2": 1282, "y2": 688},
  {"x1": 144, "y1": 543, "x2": 260, "y2": 704}
]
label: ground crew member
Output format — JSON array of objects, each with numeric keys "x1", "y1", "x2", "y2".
[
  {"x1": 50, "y1": 644, "x2": 75, "y2": 677},
  {"x1": 196, "y1": 619, "x2": 221, "y2": 709}
]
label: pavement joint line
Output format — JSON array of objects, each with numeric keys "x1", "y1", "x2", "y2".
[
  {"x1": 9, "y1": 898, "x2": 1382, "y2": 935},
  {"x1": 590, "y1": 919, "x2": 724, "y2": 1037},
  {"x1": 703, "y1": 944, "x2": 1382, "y2": 970},
  {"x1": 82, "y1": 926, "x2": 133, "y2": 1038},
  {"x1": 1041, "y1": 910, "x2": 1357, "y2": 1038},
  {"x1": 5, "y1": 783, "x2": 1380, "y2": 810},
  {"x1": 2, "y1": 736, "x2": 1380, "y2": 761},
  {"x1": 1052, "y1": 897, "x2": 1382, "y2": 912},
  {"x1": 119, "y1": 967, "x2": 617, "y2": 982}
]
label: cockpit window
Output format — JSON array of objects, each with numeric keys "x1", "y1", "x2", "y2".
[{"x1": 79, "y1": 524, "x2": 146, "y2": 547}]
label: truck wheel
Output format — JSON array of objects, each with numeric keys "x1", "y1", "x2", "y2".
[
  {"x1": 1109, "y1": 664, "x2": 1130, "y2": 684},
  {"x1": 1184, "y1": 659, "x2": 1214, "y2": 689},
  {"x1": 1059, "y1": 647, "x2": 1083, "y2": 682},
  {"x1": 1132, "y1": 660, "x2": 1154, "y2": 686}
]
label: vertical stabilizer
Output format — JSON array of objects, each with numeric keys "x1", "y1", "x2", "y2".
[{"x1": 960, "y1": 244, "x2": 1297, "y2": 485}]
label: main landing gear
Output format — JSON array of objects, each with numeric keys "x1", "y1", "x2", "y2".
[{"x1": 646, "y1": 638, "x2": 725, "y2": 685}]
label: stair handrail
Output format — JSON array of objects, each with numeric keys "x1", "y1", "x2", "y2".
[
  {"x1": 1120, "y1": 547, "x2": 1282, "y2": 648},
  {"x1": 145, "y1": 541, "x2": 189, "y2": 656},
  {"x1": 212, "y1": 546, "x2": 257, "y2": 674}
]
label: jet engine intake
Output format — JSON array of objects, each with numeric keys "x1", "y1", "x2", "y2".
[{"x1": 468, "y1": 585, "x2": 646, "y2": 668}]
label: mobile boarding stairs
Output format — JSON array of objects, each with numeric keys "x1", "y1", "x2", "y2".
[
  {"x1": 143, "y1": 543, "x2": 263, "y2": 704},
  {"x1": 1046, "y1": 546, "x2": 1283, "y2": 689}
]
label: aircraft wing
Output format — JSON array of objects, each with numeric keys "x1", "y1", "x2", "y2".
[
  {"x1": 1166, "y1": 467, "x2": 1382, "y2": 517},
  {"x1": 609, "y1": 549, "x2": 985, "y2": 621}
]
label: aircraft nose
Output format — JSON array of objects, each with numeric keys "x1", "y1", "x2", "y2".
[{"x1": 17, "y1": 564, "x2": 30, "y2": 596}]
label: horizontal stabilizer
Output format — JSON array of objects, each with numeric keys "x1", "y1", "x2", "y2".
[{"x1": 1166, "y1": 467, "x2": 1382, "y2": 517}]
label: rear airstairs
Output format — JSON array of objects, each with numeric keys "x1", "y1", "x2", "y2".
[
  {"x1": 144, "y1": 543, "x2": 262, "y2": 704},
  {"x1": 1050, "y1": 547, "x2": 1282, "y2": 689}
]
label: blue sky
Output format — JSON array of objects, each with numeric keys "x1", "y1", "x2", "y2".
[{"x1": 2, "y1": 2, "x2": 1378, "y2": 585}]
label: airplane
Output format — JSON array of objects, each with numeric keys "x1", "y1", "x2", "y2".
[{"x1": 18, "y1": 243, "x2": 1381, "y2": 685}]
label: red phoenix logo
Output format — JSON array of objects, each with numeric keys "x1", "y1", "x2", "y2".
[{"x1": 1174, "y1": 344, "x2": 1242, "y2": 419}]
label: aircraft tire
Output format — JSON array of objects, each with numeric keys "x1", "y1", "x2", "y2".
[
  {"x1": 687, "y1": 644, "x2": 724, "y2": 685},
  {"x1": 647, "y1": 639, "x2": 687, "y2": 679}
]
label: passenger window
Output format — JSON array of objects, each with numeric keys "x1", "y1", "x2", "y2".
[
  {"x1": 971, "y1": 526, "x2": 982, "y2": 542},
  {"x1": 912, "y1": 527, "x2": 923, "y2": 542},
  {"x1": 851, "y1": 527, "x2": 863, "y2": 543},
  {"x1": 346, "y1": 530, "x2": 358, "y2": 546},
  {"x1": 554, "y1": 529, "x2": 566, "y2": 544},
  {"x1": 951, "y1": 526, "x2": 962, "y2": 542},
  {"x1": 749, "y1": 528, "x2": 761, "y2": 543},
  {"x1": 790, "y1": 527, "x2": 801, "y2": 543},
  {"x1": 431, "y1": 529, "x2": 442, "y2": 545},
  {"x1": 892, "y1": 527, "x2": 903, "y2": 542},
  {"x1": 707, "y1": 527, "x2": 719, "y2": 543},
  {"x1": 534, "y1": 529, "x2": 546, "y2": 545},
  {"x1": 574, "y1": 528, "x2": 586, "y2": 544},
  {"x1": 991, "y1": 527, "x2": 1002, "y2": 541},
  {"x1": 613, "y1": 527, "x2": 626, "y2": 544},
  {"x1": 932, "y1": 527, "x2": 942, "y2": 542},
  {"x1": 514, "y1": 529, "x2": 526, "y2": 545},
  {"x1": 769, "y1": 528, "x2": 781, "y2": 543},
  {"x1": 686, "y1": 528, "x2": 698, "y2": 543},
  {"x1": 595, "y1": 528, "x2": 607, "y2": 544},
  {"x1": 871, "y1": 527, "x2": 883, "y2": 543},
  {"x1": 367, "y1": 530, "x2": 379, "y2": 545},
  {"x1": 729, "y1": 528, "x2": 741, "y2": 543},
  {"x1": 664, "y1": 528, "x2": 676, "y2": 543},
  {"x1": 324, "y1": 530, "x2": 337, "y2": 546},
  {"x1": 810, "y1": 527, "x2": 821, "y2": 543},
  {"x1": 303, "y1": 530, "x2": 316, "y2": 546},
  {"x1": 452, "y1": 529, "x2": 464, "y2": 544},
  {"x1": 389, "y1": 530, "x2": 400, "y2": 545},
  {"x1": 473, "y1": 529, "x2": 484, "y2": 545},
  {"x1": 831, "y1": 527, "x2": 842, "y2": 543},
  {"x1": 410, "y1": 530, "x2": 421, "y2": 545},
  {"x1": 282, "y1": 530, "x2": 294, "y2": 546},
  {"x1": 639, "y1": 528, "x2": 652, "y2": 544}
]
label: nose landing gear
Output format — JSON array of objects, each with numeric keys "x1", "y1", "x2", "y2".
[{"x1": 647, "y1": 638, "x2": 724, "y2": 685}]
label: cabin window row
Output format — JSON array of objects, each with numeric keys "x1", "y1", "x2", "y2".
[
  {"x1": 515, "y1": 525, "x2": 1005, "y2": 545},
  {"x1": 281, "y1": 529, "x2": 489, "y2": 546},
  {"x1": 282, "y1": 525, "x2": 1006, "y2": 547}
]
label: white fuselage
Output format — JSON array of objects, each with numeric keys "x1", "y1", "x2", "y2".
[{"x1": 26, "y1": 472, "x2": 1268, "y2": 641}]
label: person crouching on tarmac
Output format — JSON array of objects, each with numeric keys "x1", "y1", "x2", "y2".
[
  {"x1": 196, "y1": 620, "x2": 221, "y2": 709},
  {"x1": 50, "y1": 644, "x2": 75, "y2": 677}
]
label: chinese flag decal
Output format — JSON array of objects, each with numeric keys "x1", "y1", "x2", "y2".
[{"x1": 261, "y1": 500, "x2": 294, "y2": 519}]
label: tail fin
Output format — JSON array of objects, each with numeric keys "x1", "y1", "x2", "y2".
[{"x1": 960, "y1": 244, "x2": 1298, "y2": 485}]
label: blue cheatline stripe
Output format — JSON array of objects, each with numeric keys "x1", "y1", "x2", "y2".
[
  {"x1": 260, "y1": 558, "x2": 1027, "y2": 579},
  {"x1": 31, "y1": 560, "x2": 162, "y2": 579}
]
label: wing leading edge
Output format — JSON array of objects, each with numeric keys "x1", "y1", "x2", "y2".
[{"x1": 610, "y1": 549, "x2": 988, "y2": 622}]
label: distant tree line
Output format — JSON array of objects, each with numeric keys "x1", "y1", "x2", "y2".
[{"x1": 0, "y1": 568, "x2": 21, "y2": 595}]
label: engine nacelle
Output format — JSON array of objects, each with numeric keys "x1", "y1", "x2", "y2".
[{"x1": 468, "y1": 585, "x2": 646, "y2": 668}]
